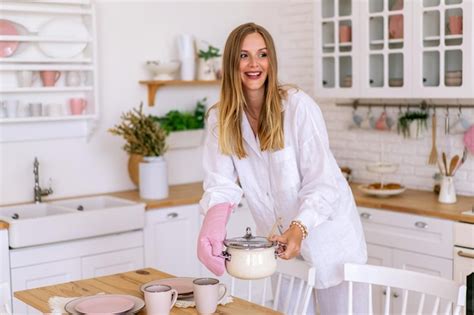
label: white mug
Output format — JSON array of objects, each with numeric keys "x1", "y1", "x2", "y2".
[
  {"x1": 44, "y1": 103, "x2": 65, "y2": 117},
  {"x1": 17, "y1": 70, "x2": 37, "y2": 88},
  {"x1": 17, "y1": 103, "x2": 31, "y2": 118},
  {"x1": 65, "y1": 71, "x2": 85, "y2": 87},
  {"x1": 5, "y1": 100, "x2": 19, "y2": 118},
  {"x1": 29, "y1": 102, "x2": 43, "y2": 117},
  {"x1": 193, "y1": 278, "x2": 227, "y2": 315},
  {"x1": 144, "y1": 284, "x2": 178, "y2": 315}
]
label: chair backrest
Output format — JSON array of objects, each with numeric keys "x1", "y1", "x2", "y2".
[
  {"x1": 230, "y1": 258, "x2": 316, "y2": 314},
  {"x1": 0, "y1": 282, "x2": 11, "y2": 315},
  {"x1": 344, "y1": 263, "x2": 467, "y2": 315}
]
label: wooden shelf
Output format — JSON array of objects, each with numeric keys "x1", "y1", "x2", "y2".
[{"x1": 139, "y1": 80, "x2": 220, "y2": 106}]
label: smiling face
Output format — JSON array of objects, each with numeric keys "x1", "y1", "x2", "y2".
[{"x1": 239, "y1": 32, "x2": 269, "y2": 94}]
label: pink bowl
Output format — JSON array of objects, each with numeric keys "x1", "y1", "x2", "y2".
[{"x1": 0, "y1": 19, "x2": 19, "y2": 57}]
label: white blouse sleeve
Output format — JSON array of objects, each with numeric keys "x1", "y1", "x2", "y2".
[
  {"x1": 293, "y1": 93, "x2": 341, "y2": 229},
  {"x1": 199, "y1": 109, "x2": 243, "y2": 214}
]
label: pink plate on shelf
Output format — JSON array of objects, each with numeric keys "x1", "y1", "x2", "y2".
[
  {"x1": 140, "y1": 277, "x2": 195, "y2": 298},
  {"x1": 0, "y1": 19, "x2": 19, "y2": 57}
]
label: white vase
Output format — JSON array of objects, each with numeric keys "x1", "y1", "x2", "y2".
[
  {"x1": 139, "y1": 156, "x2": 169, "y2": 200},
  {"x1": 197, "y1": 58, "x2": 216, "y2": 81},
  {"x1": 438, "y1": 175, "x2": 457, "y2": 204}
]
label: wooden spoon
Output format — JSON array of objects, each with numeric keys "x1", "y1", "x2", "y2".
[
  {"x1": 442, "y1": 152, "x2": 448, "y2": 176},
  {"x1": 448, "y1": 155, "x2": 459, "y2": 176}
]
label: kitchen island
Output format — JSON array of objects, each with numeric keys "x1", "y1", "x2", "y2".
[{"x1": 14, "y1": 267, "x2": 281, "y2": 314}]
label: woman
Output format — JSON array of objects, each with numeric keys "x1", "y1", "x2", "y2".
[{"x1": 197, "y1": 22, "x2": 367, "y2": 314}]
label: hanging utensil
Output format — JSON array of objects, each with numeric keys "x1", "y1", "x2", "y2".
[
  {"x1": 442, "y1": 152, "x2": 449, "y2": 176},
  {"x1": 428, "y1": 110, "x2": 438, "y2": 165},
  {"x1": 444, "y1": 107, "x2": 450, "y2": 135},
  {"x1": 452, "y1": 147, "x2": 468, "y2": 176},
  {"x1": 448, "y1": 155, "x2": 460, "y2": 176}
]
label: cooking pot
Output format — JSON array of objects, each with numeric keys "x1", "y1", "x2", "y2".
[{"x1": 221, "y1": 227, "x2": 278, "y2": 280}]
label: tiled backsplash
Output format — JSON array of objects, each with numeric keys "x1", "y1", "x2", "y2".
[{"x1": 279, "y1": 2, "x2": 474, "y2": 196}]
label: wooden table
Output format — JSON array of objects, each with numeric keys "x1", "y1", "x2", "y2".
[{"x1": 14, "y1": 268, "x2": 281, "y2": 314}]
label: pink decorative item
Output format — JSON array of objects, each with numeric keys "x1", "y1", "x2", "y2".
[
  {"x1": 69, "y1": 98, "x2": 87, "y2": 115},
  {"x1": 375, "y1": 112, "x2": 388, "y2": 131},
  {"x1": 0, "y1": 19, "x2": 19, "y2": 57},
  {"x1": 449, "y1": 16, "x2": 463, "y2": 35},
  {"x1": 197, "y1": 202, "x2": 233, "y2": 276},
  {"x1": 464, "y1": 126, "x2": 474, "y2": 154},
  {"x1": 339, "y1": 25, "x2": 352, "y2": 43},
  {"x1": 40, "y1": 70, "x2": 61, "y2": 87},
  {"x1": 389, "y1": 0, "x2": 404, "y2": 39}
]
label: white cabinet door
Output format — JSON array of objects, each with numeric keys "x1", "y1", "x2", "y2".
[
  {"x1": 82, "y1": 247, "x2": 144, "y2": 279},
  {"x1": 392, "y1": 249, "x2": 453, "y2": 314},
  {"x1": 145, "y1": 205, "x2": 200, "y2": 277},
  {"x1": 11, "y1": 258, "x2": 81, "y2": 314},
  {"x1": 0, "y1": 230, "x2": 11, "y2": 312}
]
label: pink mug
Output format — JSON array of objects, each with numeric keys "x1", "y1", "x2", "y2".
[
  {"x1": 69, "y1": 98, "x2": 87, "y2": 115},
  {"x1": 40, "y1": 71, "x2": 61, "y2": 87},
  {"x1": 339, "y1": 25, "x2": 352, "y2": 43},
  {"x1": 449, "y1": 16, "x2": 463, "y2": 35}
]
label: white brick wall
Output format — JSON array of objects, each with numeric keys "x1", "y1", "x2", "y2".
[{"x1": 279, "y1": 2, "x2": 474, "y2": 196}]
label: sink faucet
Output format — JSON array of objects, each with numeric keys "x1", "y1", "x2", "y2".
[{"x1": 33, "y1": 157, "x2": 53, "y2": 203}]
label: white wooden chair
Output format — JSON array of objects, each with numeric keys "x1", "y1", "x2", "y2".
[
  {"x1": 0, "y1": 282, "x2": 11, "y2": 315},
  {"x1": 344, "y1": 263, "x2": 467, "y2": 315},
  {"x1": 230, "y1": 258, "x2": 316, "y2": 314}
]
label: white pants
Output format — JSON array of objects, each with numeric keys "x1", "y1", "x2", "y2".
[{"x1": 272, "y1": 276, "x2": 368, "y2": 315}]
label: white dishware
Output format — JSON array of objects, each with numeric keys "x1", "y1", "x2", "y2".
[
  {"x1": 37, "y1": 18, "x2": 89, "y2": 58},
  {"x1": 0, "y1": 101, "x2": 6, "y2": 118},
  {"x1": 139, "y1": 156, "x2": 168, "y2": 200},
  {"x1": 65, "y1": 70, "x2": 85, "y2": 86},
  {"x1": 358, "y1": 184, "x2": 406, "y2": 197},
  {"x1": 29, "y1": 102, "x2": 42, "y2": 117},
  {"x1": 193, "y1": 278, "x2": 227, "y2": 315},
  {"x1": 366, "y1": 162, "x2": 399, "y2": 174},
  {"x1": 64, "y1": 294, "x2": 144, "y2": 315},
  {"x1": 140, "y1": 277, "x2": 194, "y2": 299},
  {"x1": 180, "y1": 57, "x2": 195, "y2": 80},
  {"x1": 222, "y1": 227, "x2": 278, "y2": 280},
  {"x1": 17, "y1": 102, "x2": 30, "y2": 117},
  {"x1": 146, "y1": 60, "x2": 180, "y2": 80},
  {"x1": 44, "y1": 103, "x2": 65, "y2": 117},
  {"x1": 17, "y1": 70, "x2": 37, "y2": 88},
  {"x1": 5, "y1": 100, "x2": 19, "y2": 118},
  {"x1": 143, "y1": 284, "x2": 178, "y2": 315}
]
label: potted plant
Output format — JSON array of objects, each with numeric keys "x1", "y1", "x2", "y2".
[
  {"x1": 397, "y1": 109, "x2": 429, "y2": 139},
  {"x1": 197, "y1": 44, "x2": 221, "y2": 80},
  {"x1": 151, "y1": 98, "x2": 206, "y2": 149},
  {"x1": 109, "y1": 103, "x2": 169, "y2": 199}
]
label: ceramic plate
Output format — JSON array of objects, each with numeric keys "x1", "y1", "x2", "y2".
[
  {"x1": 140, "y1": 277, "x2": 195, "y2": 298},
  {"x1": 358, "y1": 184, "x2": 406, "y2": 197},
  {"x1": 37, "y1": 17, "x2": 89, "y2": 58},
  {"x1": 64, "y1": 294, "x2": 144, "y2": 315},
  {"x1": 0, "y1": 19, "x2": 19, "y2": 57}
]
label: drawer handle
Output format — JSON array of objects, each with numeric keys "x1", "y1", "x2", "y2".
[
  {"x1": 414, "y1": 221, "x2": 428, "y2": 229},
  {"x1": 458, "y1": 250, "x2": 474, "y2": 259},
  {"x1": 360, "y1": 212, "x2": 371, "y2": 220},
  {"x1": 167, "y1": 212, "x2": 178, "y2": 219},
  {"x1": 238, "y1": 203, "x2": 243, "y2": 208}
]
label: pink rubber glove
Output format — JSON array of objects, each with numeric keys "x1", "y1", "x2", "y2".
[{"x1": 197, "y1": 202, "x2": 233, "y2": 276}]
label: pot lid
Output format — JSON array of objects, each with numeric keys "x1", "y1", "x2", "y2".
[{"x1": 224, "y1": 227, "x2": 276, "y2": 249}]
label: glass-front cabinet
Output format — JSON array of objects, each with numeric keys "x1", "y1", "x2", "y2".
[
  {"x1": 315, "y1": 0, "x2": 360, "y2": 98},
  {"x1": 314, "y1": 0, "x2": 474, "y2": 99}
]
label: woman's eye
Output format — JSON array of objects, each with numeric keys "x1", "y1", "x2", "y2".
[
  {"x1": 259, "y1": 52, "x2": 267, "y2": 58},
  {"x1": 240, "y1": 53, "x2": 248, "y2": 59}
]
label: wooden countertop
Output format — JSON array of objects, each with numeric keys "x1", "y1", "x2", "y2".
[
  {"x1": 2, "y1": 181, "x2": 473, "y2": 229},
  {"x1": 14, "y1": 267, "x2": 280, "y2": 315}
]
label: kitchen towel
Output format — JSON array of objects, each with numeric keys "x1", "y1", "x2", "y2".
[{"x1": 48, "y1": 293, "x2": 104, "y2": 314}]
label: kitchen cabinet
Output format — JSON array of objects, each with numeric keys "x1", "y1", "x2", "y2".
[
  {"x1": 144, "y1": 204, "x2": 201, "y2": 277},
  {"x1": 10, "y1": 230, "x2": 144, "y2": 313},
  {"x1": 0, "y1": 0, "x2": 99, "y2": 142},
  {"x1": 360, "y1": 207, "x2": 454, "y2": 314},
  {"x1": 314, "y1": 0, "x2": 474, "y2": 99},
  {"x1": 0, "y1": 230, "x2": 11, "y2": 312},
  {"x1": 454, "y1": 222, "x2": 474, "y2": 315}
]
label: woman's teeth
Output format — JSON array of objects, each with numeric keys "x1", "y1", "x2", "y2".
[{"x1": 246, "y1": 72, "x2": 261, "y2": 79}]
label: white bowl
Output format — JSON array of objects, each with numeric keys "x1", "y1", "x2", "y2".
[
  {"x1": 366, "y1": 162, "x2": 399, "y2": 174},
  {"x1": 146, "y1": 60, "x2": 180, "y2": 80},
  {"x1": 358, "y1": 184, "x2": 406, "y2": 198}
]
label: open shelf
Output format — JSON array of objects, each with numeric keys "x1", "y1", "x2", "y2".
[
  {"x1": 139, "y1": 80, "x2": 220, "y2": 106},
  {"x1": 0, "y1": 35, "x2": 92, "y2": 43},
  {"x1": 0, "y1": 86, "x2": 93, "y2": 93}
]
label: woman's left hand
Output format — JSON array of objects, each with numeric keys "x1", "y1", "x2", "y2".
[{"x1": 269, "y1": 225, "x2": 304, "y2": 260}]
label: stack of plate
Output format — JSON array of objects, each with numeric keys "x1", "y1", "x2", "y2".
[
  {"x1": 341, "y1": 75, "x2": 352, "y2": 87},
  {"x1": 389, "y1": 78, "x2": 403, "y2": 87},
  {"x1": 141, "y1": 277, "x2": 195, "y2": 300},
  {"x1": 64, "y1": 294, "x2": 144, "y2": 314},
  {"x1": 445, "y1": 70, "x2": 462, "y2": 86}
]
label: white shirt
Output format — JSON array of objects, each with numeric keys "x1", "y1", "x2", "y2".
[{"x1": 200, "y1": 89, "x2": 367, "y2": 288}]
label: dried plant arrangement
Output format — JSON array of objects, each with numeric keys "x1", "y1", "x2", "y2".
[{"x1": 109, "y1": 103, "x2": 168, "y2": 157}]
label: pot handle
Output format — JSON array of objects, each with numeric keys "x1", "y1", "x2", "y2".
[{"x1": 219, "y1": 251, "x2": 231, "y2": 261}]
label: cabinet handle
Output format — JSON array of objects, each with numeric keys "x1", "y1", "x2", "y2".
[
  {"x1": 458, "y1": 250, "x2": 474, "y2": 259},
  {"x1": 369, "y1": 79, "x2": 374, "y2": 84},
  {"x1": 360, "y1": 212, "x2": 372, "y2": 220},
  {"x1": 167, "y1": 212, "x2": 179, "y2": 219},
  {"x1": 322, "y1": 80, "x2": 327, "y2": 85},
  {"x1": 382, "y1": 290, "x2": 399, "y2": 298},
  {"x1": 238, "y1": 203, "x2": 243, "y2": 208},
  {"x1": 423, "y1": 78, "x2": 427, "y2": 83},
  {"x1": 414, "y1": 221, "x2": 428, "y2": 229}
]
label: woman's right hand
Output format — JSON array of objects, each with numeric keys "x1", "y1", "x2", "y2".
[{"x1": 197, "y1": 203, "x2": 233, "y2": 276}]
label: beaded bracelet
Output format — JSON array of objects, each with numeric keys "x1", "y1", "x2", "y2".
[{"x1": 290, "y1": 220, "x2": 308, "y2": 239}]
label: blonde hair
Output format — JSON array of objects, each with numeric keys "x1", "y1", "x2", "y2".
[{"x1": 216, "y1": 22, "x2": 287, "y2": 159}]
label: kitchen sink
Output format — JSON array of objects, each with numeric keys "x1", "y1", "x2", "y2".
[{"x1": 0, "y1": 196, "x2": 146, "y2": 248}]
